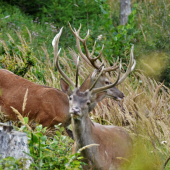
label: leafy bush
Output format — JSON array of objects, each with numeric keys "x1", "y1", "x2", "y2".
[{"x1": 0, "y1": 120, "x2": 83, "y2": 170}]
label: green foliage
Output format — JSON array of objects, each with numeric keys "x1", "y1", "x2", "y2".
[
  {"x1": 0, "y1": 120, "x2": 83, "y2": 169},
  {"x1": 0, "y1": 157, "x2": 28, "y2": 170},
  {"x1": 27, "y1": 124, "x2": 83, "y2": 169},
  {"x1": 133, "y1": 0, "x2": 170, "y2": 85},
  {"x1": 95, "y1": 3, "x2": 140, "y2": 64},
  {"x1": 0, "y1": 40, "x2": 36, "y2": 76}
]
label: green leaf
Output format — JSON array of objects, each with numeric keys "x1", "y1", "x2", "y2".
[
  {"x1": 32, "y1": 133, "x2": 39, "y2": 144},
  {"x1": 24, "y1": 117, "x2": 28, "y2": 124}
]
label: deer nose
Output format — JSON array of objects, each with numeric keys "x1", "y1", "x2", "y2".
[{"x1": 71, "y1": 107, "x2": 81, "y2": 114}]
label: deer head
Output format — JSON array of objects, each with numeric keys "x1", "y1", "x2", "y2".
[
  {"x1": 59, "y1": 55, "x2": 122, "y2": 118},
  {"x1": 68, "y1": 23, "x2": 136, "y2": 100}
]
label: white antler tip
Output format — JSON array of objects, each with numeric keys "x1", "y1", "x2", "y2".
[
  {"x1": 131, "y1": 60, "x2": 136, "y2": 71},
  {"x1": 77, "y1": 56, "x2": 80, "y2": 66},
  {"x1": 52, "y1": 27, "x2": 63, "y2": 47},
  {"x1": 57, "y1": 48, "x2": 61, "y2": 56}
]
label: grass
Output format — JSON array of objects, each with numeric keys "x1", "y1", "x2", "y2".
[
  {"x1": 0, "y1": 29, "x2": 170, "y2": 169},
  {"x1": 0, "y1": 1, "x2": 170, "y2": 168}
]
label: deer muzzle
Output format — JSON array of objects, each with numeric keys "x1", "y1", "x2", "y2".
[{"x1": 70, "y1": 107, "x2": 81, "y2": 116}]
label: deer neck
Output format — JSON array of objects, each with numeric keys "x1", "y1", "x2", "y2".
[
  {"x1": 71, "y1": 113, "x2": 100, "y2": 168},
  {"x1": 71, "y1": 113, "x2": 95, "y2": 150}
]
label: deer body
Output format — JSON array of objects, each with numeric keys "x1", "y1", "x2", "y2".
[
  {"x1": 60, "y1": 80, "x2": 133, "y2": 170},
  {"x1": 72, "y1": 115, "x2": 133, "y2": 170},
  {"x1": 0, "y1": 69, "x2": 70, "y2": 127}
]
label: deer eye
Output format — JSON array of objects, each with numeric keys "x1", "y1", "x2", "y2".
[
  {"x1": 86, "y1": 101, "x2": 90, "y2": 106},
  {"x1": 69, "y1": 96, "x2": 72, "y2": 100},
  {"x1": 105, "y1": 81, "x2": 110, "y2": 85}
]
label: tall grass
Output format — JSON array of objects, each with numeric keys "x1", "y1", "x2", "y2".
[{"x1": 0, "y1": 29, "x2": 170, "y2": 169}]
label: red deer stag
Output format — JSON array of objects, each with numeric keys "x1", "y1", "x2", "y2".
[
  {"x1": 68, "y1": 23, "x2": 136, "y2": 120},
  {"x1": 0, "y1": 68, "x2": 71, "y2": 127},
  {"x1": 68, "y1": 23, "x2": 136, "y2": 100},
  {"x1": 59, "y1": 54, "x2": 133, "y2": 170}
]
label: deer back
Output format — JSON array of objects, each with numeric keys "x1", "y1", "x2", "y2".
[{"x1": 0, "y1": 69, "x2": 70, "y2": 127}]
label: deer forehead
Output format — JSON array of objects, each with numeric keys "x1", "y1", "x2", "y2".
[
  {"x1": 71, "y1": 89, "x2": 91, "y2": 103},
  {"x1": 91, "y1": 72, "x2": 108, "y2": 84}
]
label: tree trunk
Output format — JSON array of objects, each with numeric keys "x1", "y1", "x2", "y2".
[
  {"x1": 120, "y1": 0, "x2": 131, "y2": 25},
  {"x1": 0, "y1": 123, "x2": 32, "y2": 169}
]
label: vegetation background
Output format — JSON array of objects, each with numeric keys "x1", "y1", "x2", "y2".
[{"x1": 0, "y1": 0, "x2": 170, "y2": 169}]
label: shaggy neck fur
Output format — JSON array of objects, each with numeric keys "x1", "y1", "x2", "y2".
[{"x1": 71, "y1": 113, "x2": 99, "y2": 167}]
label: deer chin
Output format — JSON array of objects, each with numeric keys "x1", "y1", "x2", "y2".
[
  {"x1": 105, "y1": 94, "x2": 123, "y2": 101},
  {"x1": 70, "y1": 111, "x2": 81, "y2": 119}
]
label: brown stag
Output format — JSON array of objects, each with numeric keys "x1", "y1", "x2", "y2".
[
  {"x1": 68, "y1": 23, "x2": 136, "y2": 122},
  {"x1": 68, "y1": 23, "x2": 136, "y2": 100},
  {"x1": 0, "y1": 25, "x2": 126, "y2": 129},
  {"x1": 58, "y1": 54, "x2": 133, "y2": 170}
]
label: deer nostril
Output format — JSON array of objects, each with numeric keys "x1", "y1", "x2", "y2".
[{"x1": 72, "y1": 107, "x2": 80, "y2": 113}]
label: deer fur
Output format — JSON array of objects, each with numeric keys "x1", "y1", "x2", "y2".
[
  {"x1": 0, "y1": 69, "x2": 124, "y2": 128},
  {"x1": 0, "y1": 69, "x2": 70, "y2": 127},
  {"x1": 61, "y1": 79, "x2": 133, "y2": 170}
]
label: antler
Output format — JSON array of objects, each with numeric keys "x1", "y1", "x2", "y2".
[
  {"x1": 116, "y1": 45, "x2": 136, "y2": 85},
  {"x1": 52, "y1": 27, "x2": 75, "y2": 88},
  {"x1": 91, "y1": 61, "x2": 122, "y2": 94},
  {"x1": 68, "y1": 23, "x2": 119, "y2": 73},
  {"x1": 91, "y1": 45, "x2": 136, "y2": 94},
  {"x1": 75, "y1": 56, "x2": 80, "y2": 88}
]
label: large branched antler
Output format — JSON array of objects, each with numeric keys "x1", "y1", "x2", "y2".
[
  {"x1": 68, "y1": 23, "x2": 119, "y2": 73},
  {"x1": 116, "y1": 45, "x2": 136, "y2": 85},
  {"x1": 90, "y1": 45, "x2": 136, "y2": 94},
  {"x1": 52, "y1": 27, "x2": 75, "y2": 88}
]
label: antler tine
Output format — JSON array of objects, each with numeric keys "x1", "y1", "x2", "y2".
[
  {"x1": 89, "y1": 66, "x2": 104, "y2": 91},
  {"x1": 68, "y1": 22, "x2": 103, "y2": 69},
  {"x1": 103, "y1": 56, "x2": 119, "y2": 73},
  {"x1": 91, "y1": 61, "x2": 122, "y2": 94},
  {"x1": 75, "y1": 56, "x2": 80, "y2": 88},
  {"x1": 88, "y1": 43, "x2": 105, "y2": 62},
  {"x1": 52, "y1": 27, "x2": 63, "y2": 66},
  {"x1": 116, "y1": 45, "x2": 136, "y2": 85},
  {"x1": 69, "y1": 22, "x2": 92, "y2": 66},
  {"x1": 56, "y1": 49, "x2": 75, "y2": 88},
  {"x1": 52, "y1": 27, "x2": 75, "y2": 88}
]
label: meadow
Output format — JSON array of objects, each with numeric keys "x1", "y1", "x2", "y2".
[{"x1": 0, "y1": 0, "x2": 170, "y2": 169}]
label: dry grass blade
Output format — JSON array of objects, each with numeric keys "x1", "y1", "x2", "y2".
[
  {"x1": 22, "y1": 88, "x2": 28, "y2": 113},
  {"x1": 116, "y1": 157, "x2": 130, "y2": 163},
  {"x1": 10, "y1": 106, "x2": 32, "y2": 131},
  {"x1": 78, "y1": 144, "x2": 100, "y2": 153},
  {"x1": 25, "y1": 26, "x2": 32, "y2": 43}
]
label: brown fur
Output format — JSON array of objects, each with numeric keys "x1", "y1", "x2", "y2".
[
  {"x1": 60, "y1": 77, "x2": 133, "y2": 169},
  {"x1": 73, "y1": 118, "x2": 133, "y2": 170},
  {"x1": 0, "y1": 69, "x2": 70, "y2": 127}
]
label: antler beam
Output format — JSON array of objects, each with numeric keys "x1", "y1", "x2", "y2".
[
  {"x1": 52, "y1": 27, "x2": 75, "y2": 88},
  {"x1": 69, "y1": 23, "x2": 119, "y2": 73},
  {"x1": 91, "y1": 45, "x2": 136, "y2": 94}
]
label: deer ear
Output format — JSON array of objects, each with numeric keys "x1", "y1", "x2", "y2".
[
  {"x1": 60, "y1": 78, "x2": 72, "y2": 96},
  {"x1": 95, "y1": 91, "x2": 107, "y2": 102}
]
